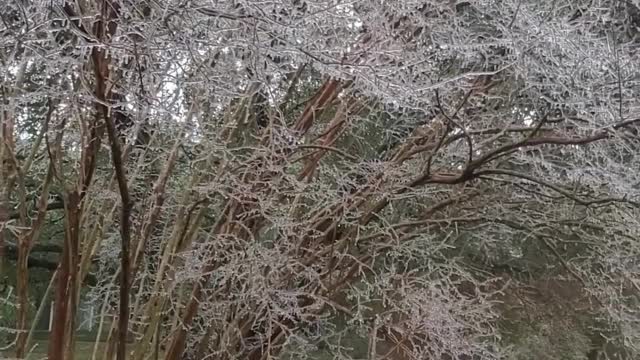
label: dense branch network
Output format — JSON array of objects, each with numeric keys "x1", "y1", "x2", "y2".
[{"x1": 1, "y1": 1, "x2": 640, "y2": 360}]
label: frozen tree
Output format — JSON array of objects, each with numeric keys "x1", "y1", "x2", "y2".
[{"x1": 1, "y1": 0, "x2": 640, "y2": 359}]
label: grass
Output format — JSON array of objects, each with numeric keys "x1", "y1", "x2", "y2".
[
  {"x1": 2, "y1": 340, "x2": 107, "y2": 360},
  {"x1": 2, "y1": 334, "x2": 138, "y2": 360},
  {"x1": 26, "y1": 340, "x2": 106, "y2": 360}
]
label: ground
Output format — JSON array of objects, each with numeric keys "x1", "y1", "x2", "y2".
[{"x1": 2, "y1": 332, "x2": 138, "y2": 360}]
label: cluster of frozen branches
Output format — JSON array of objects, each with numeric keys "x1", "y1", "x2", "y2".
[{"x1": 1, "y1": 0, "x2": 640, "y2": 359}]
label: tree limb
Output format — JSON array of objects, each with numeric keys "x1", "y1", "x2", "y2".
[{"x1": 8, "y1": 200, "x2": 65, "y2": 220}]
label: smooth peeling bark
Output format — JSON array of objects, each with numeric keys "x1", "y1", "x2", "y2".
[{"x1": 48, "y1": 191, "x2": 80, "y2": 360}]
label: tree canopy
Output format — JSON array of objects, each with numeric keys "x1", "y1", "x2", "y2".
[{"x1": 1, "y1": 1, "x2": 640, "y2": 359}]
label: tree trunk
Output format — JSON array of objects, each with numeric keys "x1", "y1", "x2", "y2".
[{"x1": 48, "y1": 191, "x2": 81, "y2": 360}]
